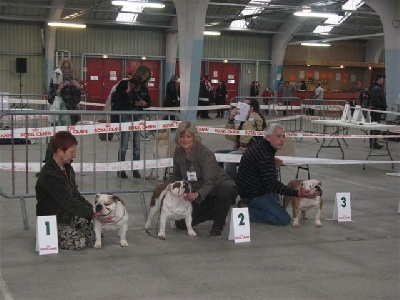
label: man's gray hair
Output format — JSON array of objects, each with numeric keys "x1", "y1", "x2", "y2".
[{"x1": 264, "y1": 123, "x2": 284, "y2": 137}]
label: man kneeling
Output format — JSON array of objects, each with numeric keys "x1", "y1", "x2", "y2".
[{"x1": 236, "y1": 123, "x2": 315, "y2": 225}]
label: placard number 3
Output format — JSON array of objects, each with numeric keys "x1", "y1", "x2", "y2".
[
  {"x1": 238, "y1": 213, "x2": 245, "y2": 226},
  {"x1": 45, "y1": 221, "x2": 51, "y2": 235},
  {"x1": 340, "y1": 196, "x2": 347, "y2": 208}
]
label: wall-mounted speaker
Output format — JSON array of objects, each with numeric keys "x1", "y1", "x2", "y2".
[{"x1": 16, "y1": 58, "x2": 27, "y2": 73}]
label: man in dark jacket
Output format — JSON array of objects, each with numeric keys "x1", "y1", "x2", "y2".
[
  {"x1": 369, "y1": 74, "x2": 387, "y2": 149},
  {"x1": 236, "y1": 123, "x2": 315, "y2": 225},
  {"x1": 36, "y1": 131, "x2": 111, "y2": 250}
]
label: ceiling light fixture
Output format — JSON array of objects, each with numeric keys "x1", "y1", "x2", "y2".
[
  {"x1": 204, "y1": 31, "x2": 221, "y2": 36},
  {"x1": 294, "y1": 10, "x2": 338, "y2": 18},
  {"x1": 48, "y1": 22, "x2": 86, "y2": 28},
  {"x1": 301, "y1": 42, "x2": 331, "y2": 47},
  {"x1": 112, "y1": 1, "x2": 165, "y2": 9}
]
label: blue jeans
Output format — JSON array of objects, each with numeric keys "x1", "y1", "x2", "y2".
[
  {"x1": 243, "y1": 192, "x2": 291, "y2": 226},
  {"x1": 118, "y1": 114, "x2": 141, "y2": 164}
]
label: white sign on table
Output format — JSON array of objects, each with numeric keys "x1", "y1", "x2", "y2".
[
  {"x1": 341, "y1": 104, "x2": 352, "y2": 123},
  {"x1": 36, "y1": 215, "x2": 58, "y2": 255},
  {"x1": 351, "y1": 105, "x2": 365, "y2": 124},
  {"x1": 228, "y1": 208, "x2": 251, "y2": 243},
  {"x1": 332, "y1": 192, "x2": 352, "y2": 222}
]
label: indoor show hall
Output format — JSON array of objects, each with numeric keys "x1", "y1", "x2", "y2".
[{"x1": 1, "y1": 1, "x2": 399, "y2": 300}]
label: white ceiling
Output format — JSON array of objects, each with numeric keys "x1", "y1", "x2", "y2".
[{"x1": 0, "y1": 0, "x2": 383, "y2": 44}]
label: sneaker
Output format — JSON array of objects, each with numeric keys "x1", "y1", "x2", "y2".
[
  {"x1": 210, "y1": 225, "x2": 223, "y2": 236},
  {"x1": 117, "y1": 172, "x2": 128, "y2": 179},
  {"x1": 132, "y1": 171, "x2": 141, "y2": 178},
  {"x1": 175, "y1": 219, "x2": 187, "y2": 230}
]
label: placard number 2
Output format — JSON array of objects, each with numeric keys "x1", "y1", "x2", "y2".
[
  {"x1": 340, "y1": 196, "x2": 347, "y2": 208},
  {"x1": 45, "y1": 221, "x2": 50, "y2": 235},
  {"x1": 237, "y1": 213, "x2": 245, "y2": 226}
]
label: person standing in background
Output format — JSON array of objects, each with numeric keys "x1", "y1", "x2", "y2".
[
  {"x1": 111, "y1": 65, "x2": 152, "y2": 179},
  {"x1": 198, "y1": 75, "x2": 212, "y2": 119},
  {"x1": 163, "y1": 75, "x2": 180, "y2": 120},
  {"x1": 360, "y1": 87, "x2": 370, "y2": 108},
  {"x1": 369, "y1": 74, "x2": 387, "y2": 150},
  {"x1": 314, "y1": 83, "x2": 324, "y2": 102},
  {"x1": 300, "y1": 81, "x2": 307, "y2": 91},
  {"x1": 48, "y1": 58, "x2": 81, "y2": 125},
  {"x1": 279, "y1": 80, "x2": 294, "y2": 116},
  {"x1": 250, "y1": 81, "x2": 260, "y2": 97},
  {"x1": 214, "y1": 80, "x2": 227, "y2": 118}
]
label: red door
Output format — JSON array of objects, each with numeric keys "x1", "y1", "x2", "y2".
[
  {"x1": 208, "y1": 62, "x2": 239, "y2": 104},
  {"x1": 85, "y1": 58, "x2": 123, "y2": 110},
  {"x1": 126, "y1": 59, "x2": 161, "y2": 107}
]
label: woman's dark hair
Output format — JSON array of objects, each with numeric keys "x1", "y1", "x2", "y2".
[
  {"x1": 50, "y1": 131, "x2": 78, "y2": 153},
  {"x1": 248, "y1": 99, "x2": 267, "y2": 130},
  {"x1": 131, "y1": 65, "x2": 151, "y2": 87}
]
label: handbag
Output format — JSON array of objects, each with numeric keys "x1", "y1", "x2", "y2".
[{"x1": 49, "y1": 95, "x2": 71, "y2": 126}]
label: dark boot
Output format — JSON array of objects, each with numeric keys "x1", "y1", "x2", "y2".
[
  {"x1": 210, "y1": 224, "x2": 223, "y2": 236},
  {"x1": 117, "y1": 171, "x2": 128, "y2": 179}
]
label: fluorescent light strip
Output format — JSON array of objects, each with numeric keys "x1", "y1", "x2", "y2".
[
  {"x1": 294, "y1": 11, "x2": 338, "y2": 18},
  {"x1": 204, "y1": 31, "x2": 221, "y2": 36},
  {"x1": 112, "y1": 1, "x2": 165, "y2": 9},
  {"x1": 48, "y1": 22, "x2": 86, "y2": 28},
  {"x1": 301, "y1": 42, "x2": 331, "y2": 47}
]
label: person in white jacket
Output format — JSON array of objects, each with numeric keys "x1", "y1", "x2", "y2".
[{"x1": 314, "y1": 83, "x2": 324, "y2": 102}]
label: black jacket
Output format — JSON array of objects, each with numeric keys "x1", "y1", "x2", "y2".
[
  {"x1": 110, "y1": 79, "x2": 151, "y2": 122},
  {"x1": 369, "y1": 82, "x2": 386, "y2": 111},
  {"x1": 35, "y1": 158, "x2": 93, "y2": 225}
]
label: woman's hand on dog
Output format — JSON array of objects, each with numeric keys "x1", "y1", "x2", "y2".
[{"x1": 184, "y1": 192, "x2": 198, "y2": 202}]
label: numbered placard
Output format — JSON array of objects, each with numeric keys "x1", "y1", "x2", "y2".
[
  {"x1": 351, "y1": 105, "x2": 365, "y2": 124},
  {"x1": 36, "y1": 216, "x2": 58, "y2": 255},
  {"x1": 341, "y1": 104, "x2": 352, "y2": 123},
  {"x1": 228, "y1": 208, "x2": 250, "y2": 243},
  {"x1": 332, "y1": 192, "x2": 352, "y2": 222}
]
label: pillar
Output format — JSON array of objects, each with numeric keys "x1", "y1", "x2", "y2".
[{"x1": 174, "y1": 0, "x2": 209, "y2": 121}]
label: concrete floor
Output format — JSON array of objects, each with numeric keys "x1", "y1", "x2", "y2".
[{"x1": 1, "y1": 115, "x2": 399, "y2": 300}]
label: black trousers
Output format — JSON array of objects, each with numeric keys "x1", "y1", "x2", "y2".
[
  {"x1": 191, "y1": 181, "x2": 237, "y2": 227},
  {"x1": 370, "y1": 112, "x2": 382, "y2": 146}
]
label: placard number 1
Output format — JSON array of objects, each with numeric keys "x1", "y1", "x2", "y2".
[
  {"x1": 340, "y1": 197, "x2": 347, "y2": 208},
  {"x1": 45, "y1": 221, "x2": 50, "y2": 235},
  {"x1": 238, "y1": 213, "x2": 245, "y2": 226}
]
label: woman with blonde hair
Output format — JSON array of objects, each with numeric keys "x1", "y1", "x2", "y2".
[{"x1": 170, "y1": 121, "x2": 237, "y2": 236}]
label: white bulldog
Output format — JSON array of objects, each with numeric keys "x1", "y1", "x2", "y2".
[
  {"x1": 283, "y1": 179, "x2": 323, "y2": 228},
  {"x1": 145, "y1": 180, "x2": 196, "y2": 238},
  {"x1": 93, "y1": 193, "x2": 129, "y2": 249}
]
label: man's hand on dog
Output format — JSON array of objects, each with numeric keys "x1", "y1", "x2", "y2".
[
  {"x1": 298, "y1": 188, "x2": 316, "y2": 199},
  {"x1": 92, "y1": 211, "x2": 114, "y2": 223}
]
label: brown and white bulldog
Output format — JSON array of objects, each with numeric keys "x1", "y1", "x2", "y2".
[
  {"x1": 283, "y1": 179, "x2": 323, "y2": 228},
  {"x1": 144, "y1": 180, "x2": 195, "y2": 238},
  {"x1": 93, "y1": 194, "x2": 129, "y2": 249}
]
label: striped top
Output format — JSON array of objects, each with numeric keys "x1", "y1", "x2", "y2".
[{"x1": 236, "y1": 139, "x2": 299, "y2": 199}]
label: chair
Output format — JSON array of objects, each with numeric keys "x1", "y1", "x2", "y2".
[{"x1": 276, "y1": 137, "x2": 310, "y2": 180}]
